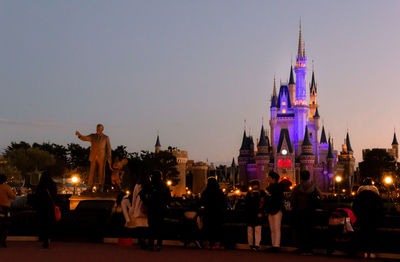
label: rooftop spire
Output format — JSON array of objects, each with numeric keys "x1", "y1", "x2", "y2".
[
  {"x1": 346, "y1": 132, "x2": 353, "y2": 152},
  {"x1": 240, "y1": 129, "x2": 248, "y2": 150},
  {"x1": 320, "y1": 126, "x2": 327, "y2": 144},
  {"x1": 289, "y1": 65, "x2": 295, "y2": 85},
  {"x1": 297, "y1": 19, "x2": 305, "y2": 59},
  {"x1": 155, "y1": 134, "x2": 161, "y2": 147},
  {"x1": 392, "y1": 132, "x2": 399, "y2": 145},
  {"x1": 302, "y1": 125, "x2": 312, "y2": 146},
  {"x1": 258, "y1": 124, "x2": 268, "y2": 146},
  {"x1": 313, "y1": 107, "x2": 320, "y2": 118},
  {"x1": 273, "y1": 74, "x2": 277, "y2": 97}
]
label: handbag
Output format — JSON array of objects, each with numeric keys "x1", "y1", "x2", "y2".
[{"x1": 47, "y1": 189, "x2": 61, "y2": 222}]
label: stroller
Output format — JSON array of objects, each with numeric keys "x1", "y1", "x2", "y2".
[
  {"x1": 180, "y1": 210, "x2": 203, "y2": 249},
  {"x1": 327, "y1": 208, "x2": 357, "y2": 255}
]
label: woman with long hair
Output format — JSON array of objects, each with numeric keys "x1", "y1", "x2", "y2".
[{"x1": 35, "y1": 171, "x2": 57, "y2": 248}]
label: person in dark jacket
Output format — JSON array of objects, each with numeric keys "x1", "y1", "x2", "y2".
[
  {"x1": 290, "y1": 170, "x2": 321, "y2": 255},
  {"x1": 200, "y1": 177, "x2": 226, "y2": 249},
  {"x1": 35, "y1": 171, "x2": 57, "y2": 248},
  {"x1": 266, "y1": 172, "x2": 284, "y2": 251},
  {"x1": 139, "y1": 170, "x2": 171, "y2": 251},
  {"x1": 244, "y1": 179, "x2": 266, "y2": 251},
  {"x1": 352, "y1": 178, "x2": 383, "y2": 259}
]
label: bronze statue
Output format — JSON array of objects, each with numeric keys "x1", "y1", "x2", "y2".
[{"x1": 75, "y1": 124, "x2": 112, "y2": 192}]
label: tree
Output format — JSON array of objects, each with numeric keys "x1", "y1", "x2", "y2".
[
  {"x1": 359, "y1": 149, "x2": 398, "y2": 184},
  {"x1": 4, "y1": 147, "x2": 56, "y2": 180},
  {"x1": 32, "y1": 142, "x2": 68, "y2": 177}
]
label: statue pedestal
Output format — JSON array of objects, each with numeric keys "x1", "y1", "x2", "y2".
[{"x1": 69, "y1": 192, "x2": 121, "y2": 210}]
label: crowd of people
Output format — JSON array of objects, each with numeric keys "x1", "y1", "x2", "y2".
[{"x1": 0, "y1": 169, "x2": 386, "y2": 259}]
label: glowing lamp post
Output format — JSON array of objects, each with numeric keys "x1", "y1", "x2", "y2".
[
  {"x1": 334, "y1": 175, "x2": 343, "y2": 194},
  {"x1": 384, "y1": 176, "x2": 394, "y2": 200},
  {"x1": 166, "y1": 180, "x2": 172, "y2": 186},
  {"x1": 71, "y1": 175, "x2": 80, "y2": 195}
]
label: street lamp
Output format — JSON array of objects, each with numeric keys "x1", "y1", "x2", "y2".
[
  {"x1": 71, "y1": 175, "x2": 80, "y2": 195},
  {"x1": 166, "y1": 180, "x2": 172, "y2": 186},
  {"x1": 334, "y1": 175, "x2": 343, "y2": 194},
  {"x1": 384, "y1": 176, "x2": 393, "y2": 185}
]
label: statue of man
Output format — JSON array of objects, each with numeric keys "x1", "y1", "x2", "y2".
[{"x1": 75, "y1": 124, "x2": 112, "y2": 191}]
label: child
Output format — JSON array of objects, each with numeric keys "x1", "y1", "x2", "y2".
[
  {"x1": 245, "y1": 180, "x2": 266, "y2": 251},
  {"x1": 111, "y1": 157, "x2": 128, "y2": 190}
]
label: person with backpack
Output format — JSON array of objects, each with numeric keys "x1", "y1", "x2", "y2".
[
  {"x1": 290, "y1": 170, "x2": 321, "y2": 255},
  {"x1": 266, "y1": 172, "x2": 284, "y2": 252},
  {"x1": 244, "y1": 179, "x2": 266, "y2": 251},
  {"x1": 139, "y1": 170, "x2": 171, "y2": 251}
]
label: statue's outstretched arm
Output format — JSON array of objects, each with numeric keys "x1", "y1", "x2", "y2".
[{"x1": 76, "y1": 131, "x2": 91, "y2": 142}]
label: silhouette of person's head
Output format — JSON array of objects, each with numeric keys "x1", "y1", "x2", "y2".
[{"x1": 300, "y1": 170, "x2": 310, "y2": 181}]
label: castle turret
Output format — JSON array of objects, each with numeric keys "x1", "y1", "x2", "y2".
[
  {"x1": 309, "y1": 69, "x2": 318, "y2": 117},
  {"x1": 300, "y1": 126, "x2": 315, "y2": 180},
  {"x1": 270, "y1": 76, "x2": 278, "y2": 150},
  {"x1": 256, "y1": 124, "x2": 270, "y2": 188},
  {"x1": 238, "y1": 129, "x2": 251, "y2": 188},
  {"x1": 338, "y1": 132, "x2": 355, "y2": 191},
  {"x1": 155, "y1": 135, "x2": 161, "y2": 153},
  {"x1": 294, "y1": 21, "x2": 308, "y2": 154},
  {"x1": 289, "y1": 65, "x2": 296, "y2": 107},
  {"x1": 392, "y1": 132, "x2": 399, "y2": 161}
]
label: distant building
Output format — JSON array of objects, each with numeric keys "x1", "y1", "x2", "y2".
[{"x1": 238, "y1": 24, "x2": 355, "y2": 192}]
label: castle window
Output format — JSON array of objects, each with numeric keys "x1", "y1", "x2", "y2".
[
  {"x1": 282, "y1": 109, "x2": 286, "y2": 114},
  {"x1": 285, "y1": 159, "x2": 291, "y2": 168},
  {"x1": 278, "y1": 159, "x2": 284, "y2": 168},
  {"x1": 282, "y1": 102, "x2": 286, "y2": 106}
]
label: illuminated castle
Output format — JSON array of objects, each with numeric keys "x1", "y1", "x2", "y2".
[{"x1": 238, "y1": 23, "x2": 355, "y2": 192}]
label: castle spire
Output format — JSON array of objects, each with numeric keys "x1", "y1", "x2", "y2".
[
  {"x1": 302, "y1": 125, "x2": 312, "y2": 146},
  {"x1": 346, "y1": 132, "x2": 353, "y2": 152},
  {"x1": 240, "y1": 129, "x2": 247, "y2": 150},
  {"x1": 320, "y1": 126, "x2": 327, "y2": 144},
  {"x1": 155, "y1": 134, "x2": 161, "y2": 147},
  {"x1": 273, "y1": 74, "x2": 277, "y2": 97},
  {"x1": 392, "y1": 132, "x2": 399, "y2": 145},
  {"x1": 297, "y1": 19, "x2": 306, "y2": 60},
  {"x1": 310, "y1": 70, "x2": 317, "y2": 92},
  {"x1": 258, "y1": 124, "x2": 268, "y2": 146},
  {"x1": 289, "y1": 65, "x2": 295, "y2": 85}
]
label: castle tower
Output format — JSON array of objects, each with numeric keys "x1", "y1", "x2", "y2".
[
  {"x1": 326, "y1": 138, "x2": 335, "y2": 191},
  {"x1": 192, "y1": 161, "x2": 208, "y2": 194},
  {"x1": 294, "y1": 22, "x2": 308, "y2": 154},
  {"x1": 337, "y1": 132, "x2": 356, "y2": 191},
  {"x1": 238, "y1": 129, "x2": 251, "y2": 188},
  {"x1": 256, "y1": 124, "x2": 270, "y2": 189},
  {"x1": 392, "y1": 132, "x2": 399, "y2": 161},
  {"x1": 172, "y1": 149, "x2": 188, "y2": 196},
  {"x1": 289, "y1": 65, "x2": 296, "y2": 107},
  {"x1": 270, "y1": 76, "x2": 278, "y2": 151},
  {"x1": 155, "y1": 134, "x2": 161, "y2": 153},
  {"x1": 300, "y1": 126, "x2": 315, "y2": 181},
  {"x1": 309, "y1": 69, "x2": 318, "y2": 117}
]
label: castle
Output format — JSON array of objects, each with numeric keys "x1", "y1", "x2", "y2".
[{"x1": 238, "y1": 24, "x2": 356, "y2": 192}]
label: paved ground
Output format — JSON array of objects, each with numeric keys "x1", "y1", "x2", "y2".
[{"x1": 0, "y1": 242, "x2": 390, "y2": 262}]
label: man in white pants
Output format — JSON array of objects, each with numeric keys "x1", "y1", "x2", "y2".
[{"x1": 266, "y1": 172, "x2": 284, "y2": 252}]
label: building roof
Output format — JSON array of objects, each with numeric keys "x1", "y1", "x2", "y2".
[
  {"x1": 302, "y1": 125, "x2": 312, "y2": 146},
  {"x1": 320, "y1": 126, "x2": 327, "y2": 144},
  {"x1": 155, "y1": 135, "x2": 161, "y2": 147},
  {"x1": 327, "y1": 138, "x2": 334, "y2": 159},
  {"x1": 346, "y1": 132, "x2": 353, "y2": 152},
  {"x1": 231, "y1": 157, "x2": 236, "y2": 167},
  {"x1": 270, "y1": 95, "x2": 277, "y2": 108},
  {"x1": 258, "y1": 125, "x2": 268, "y2": 147},
  {"x1": 277, "y1": 128, "x2": 293, "y2": 153},
  {"x1": 289, "y1": 65, "x2": 295, "y2": 85},
  {"x1": 392, "y1": 132, "x2": 399, "y2": 145}
]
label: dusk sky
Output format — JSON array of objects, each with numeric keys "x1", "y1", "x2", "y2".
[{"x1": 1, "y1": 1, "x2": 400, "y2": 164}]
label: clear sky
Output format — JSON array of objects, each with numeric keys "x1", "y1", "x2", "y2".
[{"x1": 0, "y1": 1, "x2": 400, "y2": 165}]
